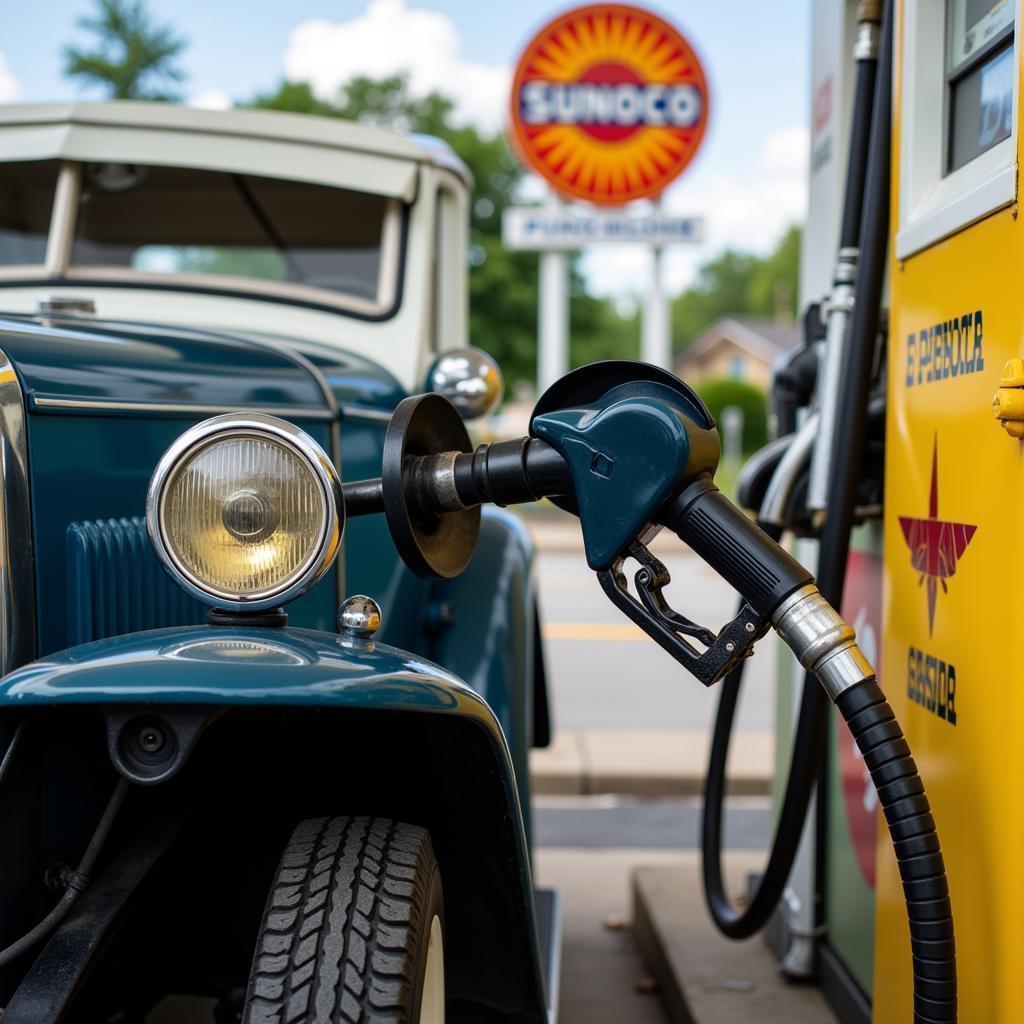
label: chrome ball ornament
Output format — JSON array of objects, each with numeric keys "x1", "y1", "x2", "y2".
[
  {"x1": 337, "y1": 595, "x2": 382, "y2": 638},
  {"x1": 425, "y1": 347, "x2": 504, "y2": 420},
  {"x1": 146, "y1": 414, "x2": 343, "y2": 612}
]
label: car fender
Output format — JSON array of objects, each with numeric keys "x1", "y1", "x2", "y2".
[
  {"x1": 424, "y1": 507, "x2": 550, "y2": 823},
  {"x1": 0, "y1": 625, "x2": 549, "y2": 1022}
]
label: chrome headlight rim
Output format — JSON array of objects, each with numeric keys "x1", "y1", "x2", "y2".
[{"x1": 146, "y1": 413, "x2": 343, "y2": 613}]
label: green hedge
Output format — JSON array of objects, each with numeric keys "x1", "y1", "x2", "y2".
[{"x1": 696, "y1": 378, "x2": 769, "y2": 454}]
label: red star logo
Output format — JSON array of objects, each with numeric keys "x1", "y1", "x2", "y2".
[{"x1": 898, "y1": 435, "x2": 976, "y2": 636}]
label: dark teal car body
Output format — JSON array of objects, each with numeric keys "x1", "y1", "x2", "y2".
[{"x1": 0, "y1": 314, "x2": 553, "y2": 1023}]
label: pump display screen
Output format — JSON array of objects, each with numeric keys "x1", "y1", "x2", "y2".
[
  {"x1": 947, "y1": 0, "x2": 1015, "y2": 171},
  {"x1": 949, "y1": 0, "x2": 1013, "y2": 72}
]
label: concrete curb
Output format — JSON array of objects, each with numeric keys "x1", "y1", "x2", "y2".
[
  {"x1": 632, "y1": 859, "x2": 836, "y2": 1023},
  {"x1": 529, "y1": 729, "x2": 773, "y2": 798}
]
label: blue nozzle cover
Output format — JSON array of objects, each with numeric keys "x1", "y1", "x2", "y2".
[{"x1": 533, "y1": 394, "x2": 695, "y2": 569}]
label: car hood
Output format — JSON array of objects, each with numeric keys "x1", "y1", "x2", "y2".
[{"x1": 0, "y1": 313, "x2": 405, "y2": 418}]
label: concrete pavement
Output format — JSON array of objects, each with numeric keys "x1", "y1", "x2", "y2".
[
  {"x1": 535, "y1": 805, "x2": 834, "y2": 1024},
  {"x1": 632, "y1": 856, "x2": 835, "y2": 1024},
  {"x1": 536, "y1": 849, "x2": 677, "y2": 1024}
]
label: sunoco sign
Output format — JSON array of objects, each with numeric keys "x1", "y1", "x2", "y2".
[{"x1": 508, "y1": 4, "x2": 710, "y2": 205}]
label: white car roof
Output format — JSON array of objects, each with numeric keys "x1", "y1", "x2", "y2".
[{"x1": 0, "y1": 101, "x2": 471, "y2": 201}]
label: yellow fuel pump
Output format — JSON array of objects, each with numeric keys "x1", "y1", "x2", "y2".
[
  {"x1": 698, "y1": 2, "x2": 1020, "y2": 1021},
  {"x1": 875, "y1": 0, "x2": 1019, "y2": 1019}
]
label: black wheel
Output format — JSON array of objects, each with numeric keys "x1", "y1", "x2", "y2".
[{"x1": 243, "y1": 817, "x2": 445, "y2": 1024}]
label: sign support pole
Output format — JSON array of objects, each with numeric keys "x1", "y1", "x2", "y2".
[
  {"x1": 641, "y1": 197, "x2": 671, "y2": 370},
  {"x1": 537, "y1": 198, "x2": 569, "y2": 396}
]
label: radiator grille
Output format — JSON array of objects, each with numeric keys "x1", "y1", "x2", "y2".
[{"x1": 67, "y1": 517, "x2": 206, "y2": 645}]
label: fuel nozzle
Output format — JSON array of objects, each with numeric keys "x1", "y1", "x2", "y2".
[
  {"x1": 341, "y1": 360, "x2": 875, "y2": 692},
  {"x1": 341, "y1": 362, "x2": 878, "y2": 696}
]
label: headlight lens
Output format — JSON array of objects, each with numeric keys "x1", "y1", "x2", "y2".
[{"x1": 148, "y1": 415, "x2": 342, "y2": 611}]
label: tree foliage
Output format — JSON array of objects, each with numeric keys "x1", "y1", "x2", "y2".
[
  {"x1": 672, "y1": 225, "x2": 801, "y2": 354},
  {"x1": 696, "y1": 377, "x2": 769, "y2": 453},
  {"x1": 63, "y1": 0, "x2": 187, "y2": 100}
]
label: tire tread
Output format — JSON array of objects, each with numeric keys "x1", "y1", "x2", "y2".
[{"x1": 244, "y1": 816, "x2": 438, "y2": 1024}]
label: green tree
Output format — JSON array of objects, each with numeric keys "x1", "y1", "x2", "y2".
[
  {"x1": 672, "y1": 226, "x2": 801, "y2": 354},
  {"x1": 748, "y1": 225, "x2": 801, "y2": 321},
  {"x1": 246, "y1": 80, "x2": 337, "y2": 119},
  {"x1": 570, "y1": 279, "x2": 639, "y2": 366},
  {"x1": 672, "y1": 249, "x2": 759, "y2": 350},
  {"x1": 251, "y1": 75, "x2": 454, "y2": 136},
  {"x1": 63, "y1": 0, "x2": 187, "y2": 101},
  {"x1": 696, "y1": 378, "x2": 769, "y2": 453}
]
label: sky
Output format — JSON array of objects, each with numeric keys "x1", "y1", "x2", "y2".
[{"x1": 1, "y1": 0, "x2": 811, "y2": 303}]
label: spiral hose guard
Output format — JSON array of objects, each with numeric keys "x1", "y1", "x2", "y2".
[{"x1": 835, "y1": 680, "x2": 956, "y2": 1023}]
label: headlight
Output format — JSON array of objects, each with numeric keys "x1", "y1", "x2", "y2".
[{"x1": 147, "y1": 414, "x2": 342, "y2": 611}]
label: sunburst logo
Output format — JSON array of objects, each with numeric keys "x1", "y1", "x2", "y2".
[{"x1": 509, "y1": 4, "x2": 710, "y2": 205}]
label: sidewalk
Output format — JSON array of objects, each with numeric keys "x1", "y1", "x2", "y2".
[
  {"x1": 530, "y1": 729, "x2": 773, "y2": 797},
  {"x1": 632, "y1": 855, "x2": 835, "y2": 1024}
]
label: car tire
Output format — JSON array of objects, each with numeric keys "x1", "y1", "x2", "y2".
[{"x1": 243, "y1": 816, "x2": 445, "y2": 1024}]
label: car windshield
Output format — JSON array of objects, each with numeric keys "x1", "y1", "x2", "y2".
[
  {"x1": 0, "y1": 160, "x2": 398, "y2": 310},
  {"x1": 0, "y1": 160, "x2": 58, "y2": 266}
]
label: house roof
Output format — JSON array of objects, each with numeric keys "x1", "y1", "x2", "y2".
[{"x1": 676, "y1": 316, "x2": 800, "y2": 366}]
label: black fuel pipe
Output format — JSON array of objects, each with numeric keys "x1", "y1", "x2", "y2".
[
  {"x1": 701, "y1": 0, "x2": 885, "y2": 942},
  {"x1": 838, "y1": 1, "x2": 882, "y2": 253},
  {"x1": 700, "y1": 4, "x2": 956, "y2": 1022}
]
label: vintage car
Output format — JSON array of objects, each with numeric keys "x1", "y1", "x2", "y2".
[{"x1": 0, "y1": 102, "x2": 557, "y2": 1024}]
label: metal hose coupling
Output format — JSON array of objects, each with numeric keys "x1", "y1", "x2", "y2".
[
  {"x1": 857, "y1": 0, "x2": 882, "y2": 25},
  {"x1": 770, "y1": 585, "x2": 875, "y2": 700}
]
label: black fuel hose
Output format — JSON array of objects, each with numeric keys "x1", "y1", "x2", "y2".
[
  {"x1": 697, "y1": 1, "x2": 956, "y2": 1017},
  {"x1": 699, "y1": 528, "x2": 835, "y2": 940},
  {"x1": 835, "y1": 681, "x2": 955, "y2": 1022},
  {"x1": 666, "y1": 487, "x2": 956, "y2": 1022},
  {"x1": 699, "y1": 0, "x2": 885, "y2": 940},
  {"x1": 701, "y1": 606, "x2": 956, "y2": 1021}
]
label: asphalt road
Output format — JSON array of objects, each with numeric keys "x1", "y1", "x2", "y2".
[
  {"x1": 534, "y1": 794, "x2": 771, "y2": 849},
  {"x1": 535, "y1": 547, "x2": 780, "y2": 732}
]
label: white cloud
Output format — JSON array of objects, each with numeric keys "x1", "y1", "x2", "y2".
[
  {"x1": 580, "y1": 125, "x2": 809, "y2": 298},
  {"x1": 761, "y1": 125, "x2": 810, "y2": 178},
  {"x1": 284, "y1": 0, "x2": 509, "y2": 132},
  {"x1": 0, "y1": 53, "x2": 22, "y2": 103},
  {"x1": 189, "y1": 88, "x2": 233, "y2": 111}
]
